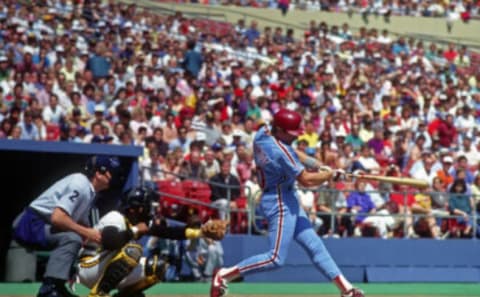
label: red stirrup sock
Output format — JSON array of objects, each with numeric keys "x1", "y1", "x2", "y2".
[
  {"x1": 218, "y1": 267, "x2": 241, "y2": 282},
  {"x1": 333, "y1": 275, "x2": 353, "y2": 293}
]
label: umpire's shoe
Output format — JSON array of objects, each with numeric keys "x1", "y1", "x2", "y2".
[
  {"x1": 210, "y1": 269, "x2": 228, "y2": 297},
  {"x1": 37, "y1": 278, "x2": 79, "y2": 297},
  {"x1": 341, "y1": 288, "x2": 365, "y2": 297}
]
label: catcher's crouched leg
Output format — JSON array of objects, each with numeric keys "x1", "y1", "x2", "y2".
[
  {"x1": 114, "y1": 255, "x2": 168, "y2": 297},
  {"x1": 89, "y1": 243, "x2": 142, "y2": 297}
]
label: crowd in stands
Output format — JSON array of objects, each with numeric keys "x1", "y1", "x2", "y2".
[
  {"x1": 208, "y1": 0, "x2": 480, "y2": 24},
  {"x1": 1, "y1": 0, "x2": 480, "y2": 239}
]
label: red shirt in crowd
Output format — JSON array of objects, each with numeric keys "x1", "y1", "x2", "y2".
[
  {"x1": 443, "y1": 49, "x2": 458, "y2": 62},
  {"x1": 427, "y1": 118, "x2": 442, "y2": 136},
  {"x1": 270, "y1": 83, "x2": 293, "y2": 100},
  {"x1": 390, "y1": 192, "x2": 415, "y2": 208},
  {"x1": 437, "y1": 120, "x2": 457, "y2": 147}
]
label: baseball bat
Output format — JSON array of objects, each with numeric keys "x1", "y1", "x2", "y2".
[{"x1": 346, "y1": 173, "x2": 429, "y2": 189}]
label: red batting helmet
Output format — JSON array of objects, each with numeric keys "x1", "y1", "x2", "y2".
[{"x1": 273, "y1": 108, "x2": 303, "y2": 136}]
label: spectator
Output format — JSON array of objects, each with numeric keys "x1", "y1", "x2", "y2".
[
  {"x1": 450, "y1": 155, "x2": 475, "y2": 184},
  {"x1": 389, "y1": 184, "x2": 418, "y2": 237},
  {"x1": 209, "y1": 161, "x2": 241, "y2": 220},
  {"x1": 345, "y1": 125, "x2": 364, "y2": 152},
  {"x1": 186, "y1": 236, "x2": 224, "y2": 282},
  {"x1": 458, "y1": 137, "x2": 480, "y2": 166},
  {"x1": 160, "y1": 152, "x2": 182, "y2": 182},
  {"x1": 361, "y1": 201, "x2": 399, "y2": 238},
  {"x1": 86, "y1": 42, "x2": 111, "y2": 79},
  {"x1": 236, "y1": 148, "x2": 255, "y2": 185},
  {"x1": 203, "y1": 149, "x2": 220, "y2": 179},
  {"x1": 472, "y1": 174, "x2": 480, "y2": 204},
  {"x1": 10, "y1": 126, "x2": 22, "y2": 140},
  {"x1": 163, "y1": 113, "x2": 179, "y2": 143},
  {"x1": 409, "y1": 151, "x2": 437, "y2": 185},
  {"x1": 408, "y1": 135, "x2": 427, "y2": 164},
  {"x1": 180, "y1": 150, "x2": 208, "y2": 180},
  {"x1": 316, "y1": 179, "x2": 349, "y2": 236},
  {"x1": 278, "y1": 0, "x2": 290, "y2": 16},
  {"x1": 298, "y1": 121, "x2": 319, "y2": 148},
  {"x1": 436, "y1": 114, "x2": 458, "y2": 149},
  {"x1": 42, "y1": 95, "x2": 65, "y2": 124},
  {"x1": 347, "y1": 180, "x2": 376, "y2": 225},
  {"x1": 182, "y1": 40, "x2": 203, "y2": 78},
  {"x1": 412, "y1": 189, "x2": 441, "y2": 238},
  {"x1": 244, "y1": 21, "x2": 260, "y2": 46},
  {"x1": 170, "y1": 126, "x2": 191, "y2": 153},
  {"x1": 33, "y1": 112, "x2": 47, "y2": 141},
  {"x1": 151, "y1": 128, "x2": 170, "y2": 158},
  {"x1": 448, "y1": 179, "x2": 474, "y2": 237},
  {"x1": 0, "y1": 119, "x2": 13, "y2": 138},
  {"x1": 415, "y1": 122, "x2": 432, "y2": 149},
  {"x1": 437, "y1": 156, "x2": 455, "y2": 187},
  {"x1": 430, "y1": 176, "x2": 450, "y2": 216},
  {"x1": 18, "y1": 110, "x2": 39, "y2": 140},
  {"x1": 367, "y1": 128, "x2": 386, "y2": 155},
  {"x1": 352, "y1": 145, "x2": 381, "y2": 174}
]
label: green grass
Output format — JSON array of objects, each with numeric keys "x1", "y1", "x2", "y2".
[{"x1": 0, "y1": 283, "x2": 479, "y2": 296}]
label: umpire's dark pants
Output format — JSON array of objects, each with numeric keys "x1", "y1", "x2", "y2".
[{"x1": 12, "y1": 209, "x2": 83, "y2": 281}]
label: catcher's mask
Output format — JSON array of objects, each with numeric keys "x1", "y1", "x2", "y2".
[{"x1": 121, "y1": 186, "x2": 157, "y2": 224}]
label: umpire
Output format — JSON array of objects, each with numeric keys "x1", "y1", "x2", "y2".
[{"x1": 11, "y1": 155, "x2": 121, "y2": 297}]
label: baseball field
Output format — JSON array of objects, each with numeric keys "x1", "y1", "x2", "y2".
[{"x1": 0, "y1": 282, "x2": 479, "y2": 297}]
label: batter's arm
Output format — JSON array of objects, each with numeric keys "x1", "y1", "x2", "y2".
[
  {"x1": 297, "y1": 170, "x2": 334, "y2": 187},
  {"x1": 294, "y1": 149, "x2": 336, "y2": 186},
  {"x1": 294, "y1": 149, "x2": 322, "y2": 169}
]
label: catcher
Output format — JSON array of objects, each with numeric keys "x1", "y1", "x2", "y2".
[{"x1": 77, "y1": 186, "x2": 227, "y2": 297}]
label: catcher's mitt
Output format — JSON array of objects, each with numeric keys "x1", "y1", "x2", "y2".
[{"x1": 201, "y1": 220, "x2": 228, "y2": 240}]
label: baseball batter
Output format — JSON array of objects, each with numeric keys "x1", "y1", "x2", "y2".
[
  {"x1": 210, "y1": 109, "x2": 364, "y2": 297},
  {"x1": 11, "y1": 155, "x2": 121, "y2": 297},
  {"x1": 78, "y1": 186, "x2": 227, "y2": 297}
]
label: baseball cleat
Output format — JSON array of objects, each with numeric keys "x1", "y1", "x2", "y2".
[
  {"x1": 210, "y1": 269, "x2": 228, "y2": 297},
  {"x1": 341, "y1": 288, "x2": 365, "y2": 297},
  {"x1": 37, "y1": 281, "x2": 79, "y2": 297}
]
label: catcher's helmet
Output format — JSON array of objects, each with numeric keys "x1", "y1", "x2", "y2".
[
  {"x1": 121, "y1": 186, "x2": 157, "y2": 224},
  {"x1": 273, "y1": 108, "x2": 303, "y2": 136}
]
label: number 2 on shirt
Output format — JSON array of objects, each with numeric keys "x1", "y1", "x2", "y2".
[{"x1": 68, "y1": 190, "x2": 80, "y2": 202}]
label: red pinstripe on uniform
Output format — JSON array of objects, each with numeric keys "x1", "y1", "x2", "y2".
[
  {"x1": 239, "y1": 186, "x2": 284, "y2": 273},
  {"x1": 273, "y1": 138, "x2": 296, "y2": 166}
]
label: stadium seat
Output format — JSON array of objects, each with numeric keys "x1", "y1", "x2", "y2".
[
  {"x1": 156, "y1": 180, "x2": 186, "y2": 219},
  {"x1": 181, "y1": 179, "x2": 215, "y2": 222}
]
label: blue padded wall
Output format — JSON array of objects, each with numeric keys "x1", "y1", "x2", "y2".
[{"x1": 221, "y1": 235, "x2": 480, "y2": 283}]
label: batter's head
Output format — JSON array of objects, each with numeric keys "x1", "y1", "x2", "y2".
[
  {"x1": 121, "y1": 186, "x2": 156, "y2": 224},
  {"x1": 273, "y1": 108, "x2": 303, "y2": 136}
]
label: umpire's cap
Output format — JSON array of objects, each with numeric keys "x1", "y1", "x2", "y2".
[
  {"x1": 85, "y1": 155, "x2": 121, "y2": 177},
  {"x1": 273, "y1": 108, "x2": 303, "y2": 136}
]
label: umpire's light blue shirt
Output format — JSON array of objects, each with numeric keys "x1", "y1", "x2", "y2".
[{"x1": 30, "y1": 173, "x2": 96, "y2": 225}]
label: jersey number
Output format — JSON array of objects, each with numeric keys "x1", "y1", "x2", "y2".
[{"x1": 68, "y1": 190, "x2": 80, "y2": 202}]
